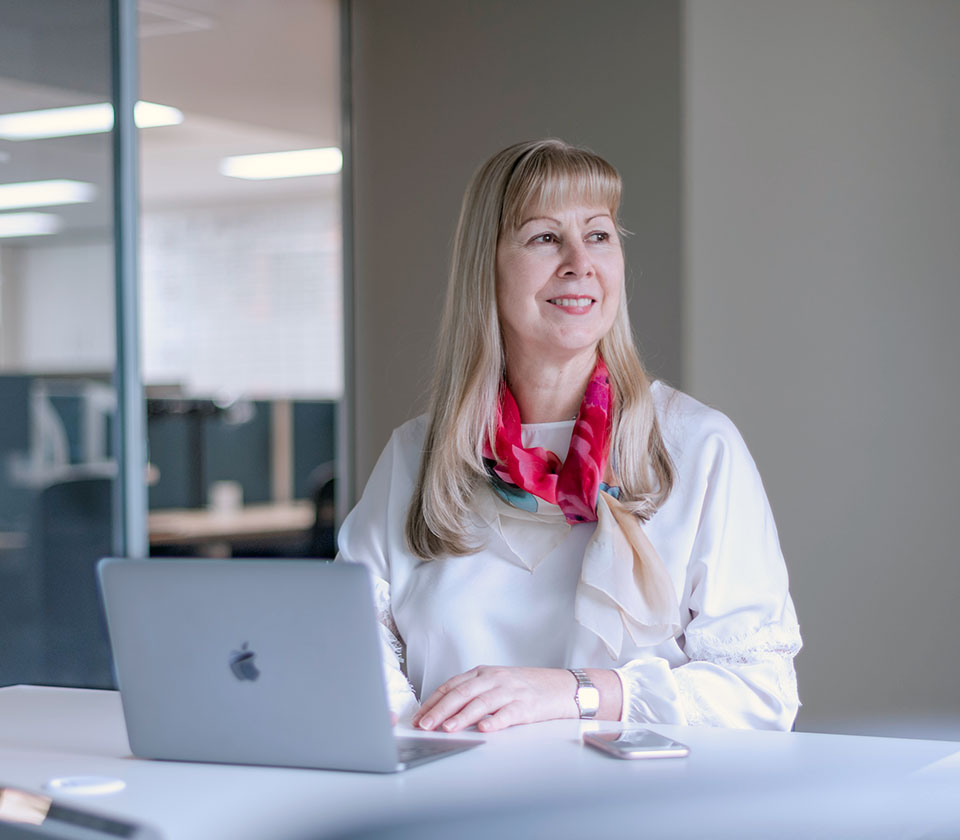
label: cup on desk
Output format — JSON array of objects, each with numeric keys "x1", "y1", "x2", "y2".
[{"x1": 208, "y1": 480, "x2": 243, "y2": 514}]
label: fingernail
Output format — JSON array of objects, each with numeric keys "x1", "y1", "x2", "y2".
[
  {"x1": 420, "y1": 717, "x2": 433, "y2": 729},
  {"x1": 442, "y1": 720, "x2": 456, "y2": 731}
]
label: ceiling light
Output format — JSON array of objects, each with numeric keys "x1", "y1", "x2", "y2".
[
  {"x1": 0, "y1": 213, "x2": 62, "y2": 238},
  {"x1": 0, "y1": 101, "x2": 183, "y2": 141},
  {"x1": 134, "y1": 102, "x2": 184, "y2": 129},
  {"x1": 220, "y1": 147, "x2": 343, "y2": 180},
  {"x1": 0, "y1": 180, "x2": 97, "y2": 210}
]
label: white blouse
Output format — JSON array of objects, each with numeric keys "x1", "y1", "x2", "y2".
[{"x1": 336, "y1": 382, "x2": 802, "y2": 729}]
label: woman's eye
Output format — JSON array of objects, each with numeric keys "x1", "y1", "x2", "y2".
[
  {"x1": 532, "y1": 233, "x2": 558, "y2": 244},
  {"x1": 588, "y1": 231, "x2": 610, "y2": 242}
]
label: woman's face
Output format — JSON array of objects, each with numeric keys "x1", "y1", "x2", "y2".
[{"x1": 495, "y1": 203, "x2": 623, "y2": 368}]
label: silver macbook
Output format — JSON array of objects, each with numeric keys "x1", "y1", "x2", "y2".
[{"x1": 97, "y1": 558, "x2": 481, "y2": 773}]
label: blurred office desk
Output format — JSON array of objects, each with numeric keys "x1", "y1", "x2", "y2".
[
  {"x1": 0, "y1": 531, "x2": 27, "y2": 552},
  {"x1": 147, "y1": 501, "x2": 313, "y2": 556},
  {"x1": 1, "y1": 686, "x2": 959, "y2": 840}
]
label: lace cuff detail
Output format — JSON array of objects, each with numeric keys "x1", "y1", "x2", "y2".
[
  {"x1": 370, "y1": 576, "x2": 420, "y2": 720},
  {"x1": 677, "y1": 622, "x2": 802, "y2": 728},
  {"x1": 371, "y1": 575, "x2": 406, "y2": 664},
  {"x1": 684, "y1": 622, "x2": 802, "y2": 664}
]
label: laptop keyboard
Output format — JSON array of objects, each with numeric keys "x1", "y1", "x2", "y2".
[{"x1": 395, "y1": 736, "x2": 467, "y2": 764}]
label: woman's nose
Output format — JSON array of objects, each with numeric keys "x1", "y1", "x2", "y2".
[{"x1": 558, "y1": 240, "x2": 593, "y2": 279}]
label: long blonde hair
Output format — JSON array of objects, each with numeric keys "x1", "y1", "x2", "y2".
[{"x1": 405, "y1": 139, "x2": 674, "y2": 559}]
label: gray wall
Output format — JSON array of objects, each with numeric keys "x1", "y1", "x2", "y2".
[
  {"x1": 350, "y1": 0, "x2": 683, "y2": 484},
  {"x1": 685, "y1": 0, "x2": 960, "y2": 734},
  {"x1": 349, "y1": 0, "x2": 960, "y2": 735}
]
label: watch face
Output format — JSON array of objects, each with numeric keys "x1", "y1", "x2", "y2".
[{"x1": 578, "y1": 686, "x2": 601, "y2": 716}]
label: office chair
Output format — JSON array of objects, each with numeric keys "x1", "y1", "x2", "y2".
[
  {"x1": 307, "y1": 461, "x2": 337, "y2": 558},
  {"x1": 31, "y1": 476, "x2": 115, "y2": 689}
]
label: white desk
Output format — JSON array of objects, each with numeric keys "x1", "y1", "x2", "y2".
[{"x1": 1, "y1": 686, "x2": 958, "y2": 840}]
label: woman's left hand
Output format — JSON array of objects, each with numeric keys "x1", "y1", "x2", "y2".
[{"x1": 411, "y1": 665, "x2": 578, "y2": 733}]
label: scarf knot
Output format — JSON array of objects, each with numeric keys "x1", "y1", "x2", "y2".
[
  {"x1": 485, "y1": 357, "x2": 612, "y2": 524},
  {"x1": 477, "y1": 359, "x2": 681, "y2": 657}
]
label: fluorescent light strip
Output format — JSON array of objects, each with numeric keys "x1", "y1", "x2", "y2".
[
  {"x1": 134, "y1": 101, "x2": 184, "y2": 129},
  {"x1": 0, "y1": 213, "x2": 62, "y2": 238},
  {"x1": 220, "y1": 147, "x2": 343, "y2": 180},
  {"x1": 0, "y1": 101, "x2": 183, "y2": 141},
  {"x1": 0, "y1": 180, "x2": 97, "y2": 211}
]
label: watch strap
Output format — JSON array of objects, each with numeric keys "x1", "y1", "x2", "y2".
[{"x1": 568, "y1": 668, "x2": 600, "y2": 719}]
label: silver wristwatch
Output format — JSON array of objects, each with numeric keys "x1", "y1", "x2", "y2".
[{"x1": 568, "y1": 668, "x2": 600, "y2": 719}]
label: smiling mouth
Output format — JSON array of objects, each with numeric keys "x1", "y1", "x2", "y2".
[{"x1": 548, "y1": 297, "x2": 595, "y2": 308}]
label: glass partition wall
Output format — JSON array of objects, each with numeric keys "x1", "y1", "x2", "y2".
[
  {"x1": 0, "y1": 0, "x2": 119, "y2": 687},
  {"x1": 0, "y1": 0, "x2": 343, "y2": 688},
  {"x1": 139, "y1": 0, "x2": 343, "y2": 560}
]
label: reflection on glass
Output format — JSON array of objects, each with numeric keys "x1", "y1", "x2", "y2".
[
  {"x1": 0, "y1": 100, "x2": 182, "y2": 140},
  {"x1": 139, "y1": 0, "x2": 343, "y2": 560},
  {"x1": 0, "y1": 0, "x2": 117, "y2": 688}
]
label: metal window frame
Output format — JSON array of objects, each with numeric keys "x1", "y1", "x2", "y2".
[
  {"x1": 109, "y1": 0, "x2": 353, "y2": 552},
  {"x1": 337, "y1": 0, "x2": 356, "y2": 523},
  {"x1": 111, "y1": 0, "x2": 148, "y2": 559}
]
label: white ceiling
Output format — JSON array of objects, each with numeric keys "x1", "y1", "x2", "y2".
[
  {"x1": 0, "y1": 0, "x2": 341, "y2": 236},
  {"x1": 139, "y1": 0, "x2": 340, "y2": 208}
]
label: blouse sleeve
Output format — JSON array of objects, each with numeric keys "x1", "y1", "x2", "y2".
[
  {"x1": 615, "y1": 410, "x2": 802, "y2": 730},
  {"x1": 335, "y1": 427, "x2": 421, "y2": 722}
]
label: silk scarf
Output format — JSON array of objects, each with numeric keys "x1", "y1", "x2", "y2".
[
  {"x1": 484, "y1": 357, "x2": 615, "y2": 522},
  {"x1": 481, "y1": 356, "x2": 681, "y2": 657}
]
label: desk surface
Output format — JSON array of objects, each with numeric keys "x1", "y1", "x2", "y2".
[
  {"x1": 1, "y1": 686, "x2": 958, "y2": 840},
  {"x1": 0, "y1": 531, "x2": 27, "y2": 552},
  {"x1": 148, "y1": 501, "x2": 314, "y2": 548}
]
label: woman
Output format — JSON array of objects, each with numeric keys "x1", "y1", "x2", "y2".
[{"x1": 337, "y1": 139, "x2": 801, "y2": 733}]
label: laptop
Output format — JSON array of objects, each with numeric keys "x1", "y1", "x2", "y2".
[{"x1": 96, "y1": 558, "x2": 481, "y2": 773}]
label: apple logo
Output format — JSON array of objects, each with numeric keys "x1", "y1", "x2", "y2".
[{"x1": 229, "y1": 642, "x2": 260, "y2": 681}]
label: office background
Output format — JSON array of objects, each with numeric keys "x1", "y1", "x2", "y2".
[{"x1": 0, "y1": 0, "x2": 957, "y2": 740}]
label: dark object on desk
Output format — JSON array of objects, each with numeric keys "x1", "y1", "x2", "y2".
[
  {"x1": 32, "y1": 477, "x2": 115, "y2": 689},
  {"x1": 0, "y1": 783, "x2": 161, "y2": 839},
  {"x1": 307, "y1": 461, "x2": 337, "y2": 558},
  {"x1": 146, "y1": 397, "x2": 230, "y2": 510}
]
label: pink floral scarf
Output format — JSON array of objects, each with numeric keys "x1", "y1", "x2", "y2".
[
  {"x1": 480, "y1": 355, "x2": 681, "y2": 656},
  {"x1": 484, "y1": 357, "x2": 616, "y2": 524}
]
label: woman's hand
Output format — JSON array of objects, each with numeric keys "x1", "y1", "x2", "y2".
[{"x1": 411, "y1": 665, "x2": 579, "y2": 733}]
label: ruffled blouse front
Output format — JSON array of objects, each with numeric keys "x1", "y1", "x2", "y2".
[{"x1": 336, "y1": 383, "x2": 802, "y2": 729}]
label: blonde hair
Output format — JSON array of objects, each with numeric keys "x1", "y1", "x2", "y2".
[{"x1": 405, "y1": 139, "x2": 674, "y2": 559}]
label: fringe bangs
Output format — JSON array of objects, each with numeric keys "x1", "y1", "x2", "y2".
[{"x1": 500, "y1": 144, "x2": 622, "y2": 233}]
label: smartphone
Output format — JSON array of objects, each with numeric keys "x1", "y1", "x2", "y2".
[{"x1": 582, "y1": 728, "x2": 690, "y2": 760}]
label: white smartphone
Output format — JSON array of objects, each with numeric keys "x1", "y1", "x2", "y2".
[{"x1": 582, "y1": 728, "x2": 690, "y2": 760}]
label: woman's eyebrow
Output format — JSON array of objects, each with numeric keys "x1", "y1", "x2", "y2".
[
  {"x1": 519, "y1": 215, "x2": 561, "y2": 228},
  {"x1": 517, "y1": 213, "x2": 612, "y2": 228}
]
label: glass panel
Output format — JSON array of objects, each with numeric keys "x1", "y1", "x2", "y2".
[
  {"x1": 138, "y1": 0, "x2": 342, "y2": 559},
  {"x1": 0, "y1": 0, "x2": 117, "y2": 687}
]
